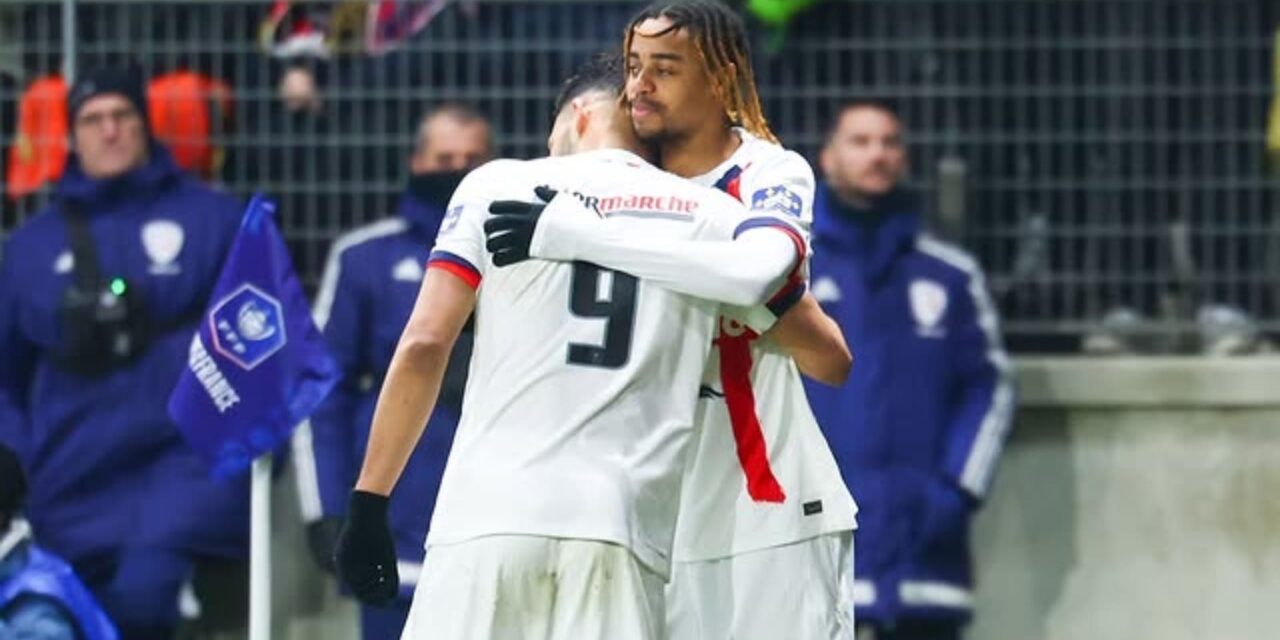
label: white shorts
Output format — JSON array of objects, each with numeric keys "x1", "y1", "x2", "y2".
[
  {"x1": 400, "y1": 535, "x2": 665, "y2": 640},
  {"x1": 666, "y1": 531, "x2": 855, "y2": 640}
]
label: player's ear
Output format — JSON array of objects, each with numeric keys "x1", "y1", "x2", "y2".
[
  {"x1": 571, "y1": 98, "x2": 593, "y2": 139},
  {"x1": 709, "y1": 74, "x2": 735, "y2": 123},
  {"x1": 717, "y1": 61, "x2": 739, "y2": 98}
]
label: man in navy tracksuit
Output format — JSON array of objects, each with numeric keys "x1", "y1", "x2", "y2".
[
  {"x1": 293, "y1": 103, "x2": 492, "y2": 639},
  {"x1": 804, "y1": 99, "x2": 1015, "y2": 640},
  {"x1": 0, "y1": 67, "x2": 249, "y2": 639}
]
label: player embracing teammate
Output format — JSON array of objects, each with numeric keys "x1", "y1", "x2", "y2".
[
  {"x1": 336, "y1": 3, "x2": 860, "y2": 639},
  {"x1": 620, "y1": 3, "x2": 860, "y2": 639}
]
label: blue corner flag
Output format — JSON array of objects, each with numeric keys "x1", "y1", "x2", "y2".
[{"x1": 169, "y1": 195, "x2": 339, "y2": 478}]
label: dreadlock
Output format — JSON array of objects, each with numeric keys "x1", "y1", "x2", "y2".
[{"x1": 624, "y1": 0, "x2": 779, "y2": 144}]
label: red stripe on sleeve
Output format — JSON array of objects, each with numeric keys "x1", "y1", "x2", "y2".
[
  {"x1": 428, "y1": 259, "x2": 481, "y2": 289},
  {"x1": 774, "y1": 225, "x2": 808, "y2": 279}
]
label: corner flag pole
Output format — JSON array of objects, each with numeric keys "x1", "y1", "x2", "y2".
[{"x1": 249, "y1": 454, "x2": 272, "y2": 640}]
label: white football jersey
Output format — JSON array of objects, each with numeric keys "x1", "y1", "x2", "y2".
[
  {"x1": 673, "y1": 129, "x2": 859, "y2": 562},
  {"x1": 424, "y1": 149, "x2": 795, "y2": 577}
]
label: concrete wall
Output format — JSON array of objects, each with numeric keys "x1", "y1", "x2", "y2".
[
  {"x1": 970, "y1": 357, "x2": 1280, "y2": 640},
  {"x1": 264, "y1": 357, "x2": 1280, "y2": 639}
]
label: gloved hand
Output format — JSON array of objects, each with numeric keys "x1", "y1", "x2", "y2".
[
  {"x1": 485, "y1": 185, "x2": 558, "y2": 267},
  {"x1": 335, "y1": 490, "x2": 399, "y2": 606},
  {"x1": 306, "y1": 516, "x2": 344, "y2": 574},
  {"x1": 912, "y1": 479, "x2": 975, "y2": 557}
]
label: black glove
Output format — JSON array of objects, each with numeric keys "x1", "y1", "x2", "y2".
[
  {"x1": 334, "y1": 490, "x2": 399, "y2": 606},
  {"x1": 306, "y1": 516, "x2": 344, "y2": 574},
  {"x1": 485, "y1": 185, "x2": 558, "y2": 267}
]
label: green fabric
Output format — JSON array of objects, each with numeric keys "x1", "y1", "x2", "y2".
[{"x1": 747, "y1": 0, "x2": 823, "y2": 27}]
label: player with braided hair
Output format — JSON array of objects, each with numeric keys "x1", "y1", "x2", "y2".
[
  {"x1": 623, "y1": 0, "x2": 778, "y2": 146},
  {"x1": 620, "y1": 2, "x2": 861, "y2": 639}
]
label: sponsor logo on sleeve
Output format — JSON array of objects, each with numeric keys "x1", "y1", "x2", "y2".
[
  {"x1": 442, "y1": 205, "x2": 464, "y2": 233},
  {"x1": 751, "y1": 185, "x2": 803, "y2": 217}
]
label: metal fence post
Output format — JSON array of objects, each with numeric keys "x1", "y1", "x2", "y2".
[{"x1": 61, "y1": 0, "x2": 74, "y2": 82}]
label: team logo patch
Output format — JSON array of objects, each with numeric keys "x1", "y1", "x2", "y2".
[
  {"x1": 442, "y1": 205, "x2": 464, "y2": 233},
  {"x1": 909, "y1": 279, "x2": 948, "y2": 337},
  {"x1": 751, "y1": 185, "x2": 803, "y2": 217},
  {"x1": 209, "y1": 284, "x2": 287, "y2": 371},
  {"x1": 392, "y1": 257, "x2": 424, "y2": 282},
  {"x1": 142, "y1": 219, "x2": 184, "y2": 275},
  {"x1": 53, "y1": 250, "x2": 74, "y2": 274}
]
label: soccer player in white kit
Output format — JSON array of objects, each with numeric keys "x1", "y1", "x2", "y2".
[
  {"x1": 333, "y1": 56, "x2": 810, "y2": 640},
  {"x1": 616, "y1": 2, "x2": 863, "y2": 639}
]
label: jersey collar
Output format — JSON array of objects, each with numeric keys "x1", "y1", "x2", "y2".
[
  {"x1": 583, "y1": 147, "x2": 656, "y2": 169},
  {"x1": 694, "y1": 127, "x2": 758, "y2": 185}
]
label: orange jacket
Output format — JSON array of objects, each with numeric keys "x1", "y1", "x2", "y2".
[
  {"x1": 148, "y1": 71, "x2": 234, "y2": 179},
  {"x1": 6, "y1": 75, "x2": 68, "y2": 200}
]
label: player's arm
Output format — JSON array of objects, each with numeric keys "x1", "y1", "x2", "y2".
[
  {"x1": 939, "y1": 266, "x2": 1014, "y2": 500},
  {"x1": 735, "y1": 154, "x2": 852, "y2": 385},
  {"x1": 352, "y1": 268, "x2": 474, "y2": 496},
  {"x1": 488, "y1": 187, "x2": 804, "y2": 307},
  {"x1": 915, "y1": 267, "x2": 1011, "y2": 556},
  {"x1": 336, "y1": 160, "x2": 496, "y2": 606},
  {"x1": 532, "y1": 210, "x2": 802, "y2": 307},
  {"x1": 762, "y1": 293, "x2": 852, "y2": 386},
  {"x1": 335, "y1": 266, "x2": 474, "y2": 605}
]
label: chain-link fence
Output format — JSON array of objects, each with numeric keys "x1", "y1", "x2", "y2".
[{"x1": 2, "y1": 0, "x2": 1276, "y2": 352}]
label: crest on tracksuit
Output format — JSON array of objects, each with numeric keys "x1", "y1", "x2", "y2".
[
  {"x1": 812, "y1": 275, "x2": 842, "y2": 303},
  {"x1": 142, "y1": 219, "x2": 185, "y2": 275},
  {"x1": 909, "y1": 279, "x2": 948, "y2": 337}
]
